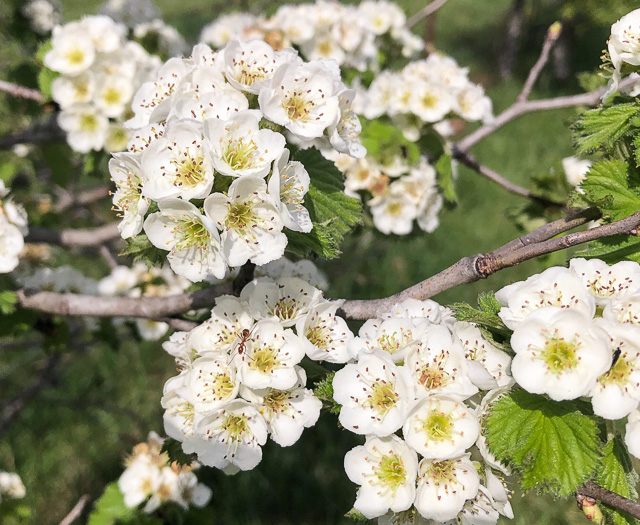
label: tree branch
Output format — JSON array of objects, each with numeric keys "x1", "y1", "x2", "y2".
[
  {"x1": 457, "y1": 76, "x2": 636, "y2": 153},
  {"x1": 58, "y1": 495, "x2": 90, "y2": 525},
  {"x1": 407, "y1": 0, "x2": 449, "y2": 28},
  {"x1": 338, "y1": 209, "x2": 639, "y2": 319},
  {"x1": 0, "y1": 81, "x2": 44, "y2": 103},
  {"x1": 517, "y1": 23, "x2": 561, "y2": 103},
  {"x1": 0, "y1": 124, "x2": 65, "y2": 150},
  {"x1": 452, "y1": 147, "x2": 563, "y2": 206},
  {"x1": 16, "y1": 281, "x2": 234, "y2": 319},
  {"x1": 54, "y1": 187, "x2": 111, "y2": 213},
  {"x1": 26, "y1": 223, "x2": 121, "y2": 246},
  {"x1": 577, "y1": 481, "x2": 640, "y2": 519},
  {"x1": 14, "y1": 207, "x2": 635, "y2": 323}
]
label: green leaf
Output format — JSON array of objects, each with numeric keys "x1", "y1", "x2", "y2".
[
  {"x1": 436, "y1": 154, "x2": 457, "y2": 204},
  {"x1": 0, "y1": 291, "x2": 17, "y2": 315},
  {"x1": 35, "y1": 42, "x2": 56, "y2": 100},
  {"x1": 119, "y1": 235, "x2": 166, "y2": 268},
  {"x1": 579, "y1": 160, "x2": 640, "y2": 221},
  {"x1": 449, "y1": 302, "x2": 510, "y2": 335},
  {"x1": 485, "y1": 390, "x2": 602, "y2": 496},
  {"x1": 287, "y1": 148, "x2": 362, "y2": 259},
  {"x1": 574, "y1": 103, "x2": 640, "y2": 154},
  {"x1": 477, "y1": 292, "x2": 502, "y2": 316},
  {"x1": 88, "y1": 482, "x2": 135, "y2": 525},
  {"x1": 359, "y1": 119, "x2": 420, "y2": 166},
  {"x1": 595, "y1": 437, "x2": 640, "y2": 525},
  {"x1": 161, "y1": 438, "x2": 194, "y2": 467},
  {"x1": 313, "y1": 372, "x2": 341, "y2": 415},
  {"x1": 577, "y1": 234, "x2": 640, "y2": 265}
]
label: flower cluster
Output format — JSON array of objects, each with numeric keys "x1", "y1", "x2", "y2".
[
  {"x1": 22, "y1": 0, "x2": 62, "y2": 35},
  {"x1": 44, "y1": 15, "x2": 162, "y2": 153},
  {"x1": 200, "y1": 0, "x2": 423, "y2": 72},
  {"x1": 17, "y1": 265, "x2": 97, "y2": 294},
  {"x1": 160, "y1": 276, "x2": 358, "y2": 473},
  {"x1": 329, "y1": 154, "x2": 443, "y2": 235},
  {"x1": 496, "y1": 258, "x2": 640, "y2": 458},
  {"x1": 0, "y1": 181, "x2": 28, "y2": 275},
  {"x1": 360, "y1": 55, "x2": 493, "y2": 142},
  {"x1": 98, "y1": 263, "x2": 191, "y2": 340},
  {"x1": 111, "y1": 40, "x2": 363, "y2": 282},
  {"x1": 605, "y1": 8, "x2": 640, "y2": 99},
  {"x1": 334, "y1": 298, "x2": 514, "y2": 523},
  {"x1": 0, "y1": 471, "x2": 26, "y2": 503},
  {"x1": 118, "y1": 431, "x2": 212, "y2": 512}
]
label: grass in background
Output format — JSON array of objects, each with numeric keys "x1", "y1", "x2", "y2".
[{"x1": 0, "y1": 0, "x2": 619, "y2": 522}]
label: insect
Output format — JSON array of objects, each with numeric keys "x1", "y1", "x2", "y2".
[
  {"x1": 236, "y1": 328, "x2": 252, "y2": 356},
  {"x1": 612, "y1": 346, "x2": 622, "y2": 368},
  {"x1": 229, "y1": 327, "x2": 256, "y2": 362}
]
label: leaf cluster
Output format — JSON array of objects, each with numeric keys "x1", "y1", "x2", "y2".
[{"x1": 485, "y1": 390, "x2": 640, "y2": 524}]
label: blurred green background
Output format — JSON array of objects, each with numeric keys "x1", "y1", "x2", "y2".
[{"x1": 0, "y1": 0, "x2": 635, "y2": 523}]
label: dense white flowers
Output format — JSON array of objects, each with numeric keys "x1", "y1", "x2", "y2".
[
  {"x1": 336, "y1": 298, "x2": 507, "y2": 522},
  {"x1": 333, "y1": 154, "x2": 443, "y2": 236},
  {"x1": 118, "y1": 432, "x2": 211, "y2": 512},
  {"x1": 498, "y1": 258, "x2": 640, "y2": 457},
  {"x1": 162, "y1": 277, "x2": 332, "y2": 472},
  {"x1": 44, "y1": 15, "x2": 162, "y2": 152},
  {"x1": 200, "y1": 1, "x2": 422, "y2": 71},
  {"x1": 110, "y1": 39, "x2": 363, "y2": 282},
  {"x1": 362, "y1": 55, "x2": 493, "y2": 135}
]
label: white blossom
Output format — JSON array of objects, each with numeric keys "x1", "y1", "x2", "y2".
[
  {"x1": 452, "y1": 322, "x2": 512, "y2": 390},
  {"x1": 57, "y1": 104, "x2": 109, "y2": 153},
  {"x1": 204, "y1": 176, "x2": 286, "y2": 267},
  {"x1": 233, "y1": 320, "x2": 306, "y2": 390},
  {"x1": 45, "y1": 22, "x2": 96, "y2": 75},
  {"x1": 141, "y1": 119, "x2": 214, "y2": 201},
  {"x1": 258, "y1": 59, "x2": 341, "y2": 139},
  {"x1": 240, "y1": 367, "x2": 321, "y2": 446},
  {"x1": 403, "y1": 396, "x2": 479, "y2": 460},
  {"x1": 496, "y1": 266, "x2": 596, "y2": 329},
  {"x1": 240, "y1": 276, "x2": 323, "y2": 327},
  {"x1": 510, "y1": 307, "x2": 612, "y2": 401},
  {"x1": 570, "y1": 258, "x2": 640, "y2": 306},
  {"x1": 267, "y1": 149, "x2": 312, "y2": 233},
  {"x1": 344, "y1": 435, "x2": 418, "y2": 519},
  {"x1": 333, "y1": 350, "x2": 416, "y2": 436},
  {"x1": 204, "y1": 111, "x2": 285, "y2": 178},
  {"x1": 109, "y1": 152, "x2": 150, "y2": 239},
  {"x1": 414, "y1": 454, "x2": 480, "y2": 522},
  {"x1": 603, "y1": 295, "x2": 640, "y2": 326},
  {"x1": 144, "y1": 198, "x2": 226, "y2": 282},
  {"x1": 590, "y1": 320, "x2": 640, "y2": 420},
  {"x1": 297, "y1": 300, "x2": 354, "y2": 363},
  {"x1": 405, "y1": 324, "x2": 479, "y2": 400},
  {"x1": 350, "y1": 317, "x2": 423, "y2": 363},
  {"x1": 192, "y1": 399, "x2": 268, "y2": 471}
]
